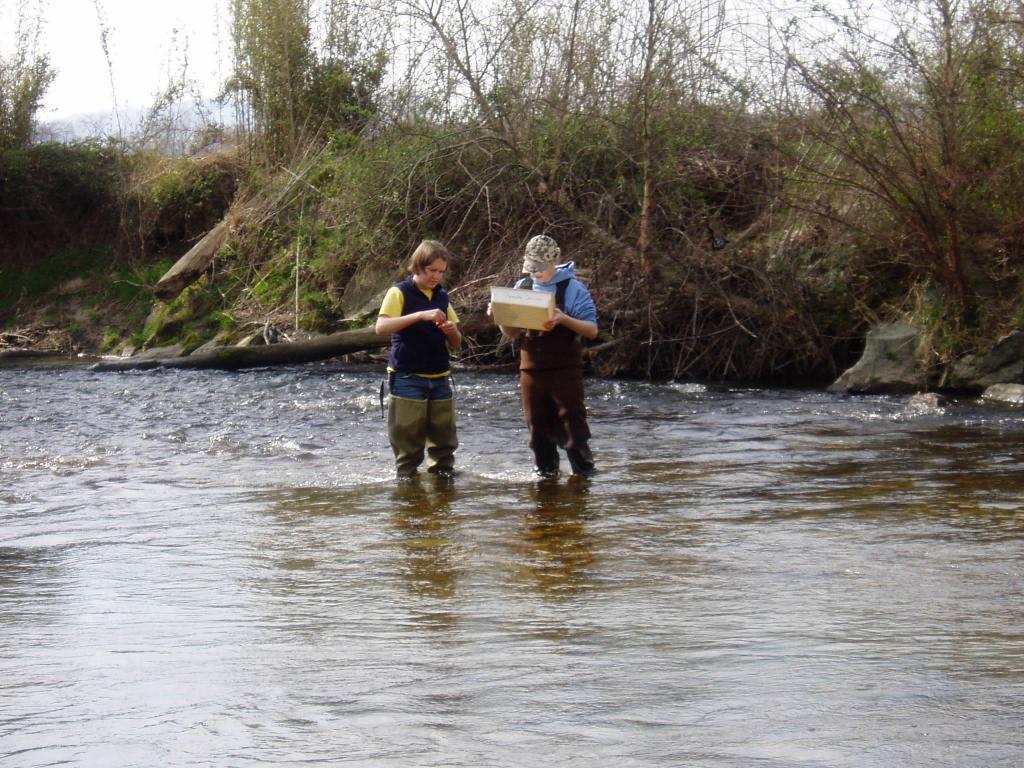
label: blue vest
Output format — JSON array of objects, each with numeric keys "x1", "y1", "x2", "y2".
[{"x1": 387, "y1": 277, "x2": 451, "y2": 375}]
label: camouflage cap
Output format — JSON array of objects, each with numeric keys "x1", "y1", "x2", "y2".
[{"x1": 522, "y1": 235, "x2": 560, "y2": 273}]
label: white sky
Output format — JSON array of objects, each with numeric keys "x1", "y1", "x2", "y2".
[
  {"x1": 5, "y1": 0, "x2": 228, "y2": 121},
  {"x1": 4, "y1": 0, "x2": 894, "y2": 125}
]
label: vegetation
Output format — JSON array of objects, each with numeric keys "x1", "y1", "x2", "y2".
[
  {"x1": 3, "y1": 0, "x2": 1024, "y2": 385},
  {"x1": 783, "y1": 0, "x2": 1024, "y2": 360},
  {"x1": 0, "y1": 2, "x2": 53, "y2": 151}
]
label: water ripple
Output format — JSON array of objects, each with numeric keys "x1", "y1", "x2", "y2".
[{"x1": 0, "y1": 367, "x2": 1021, "y2": 767}]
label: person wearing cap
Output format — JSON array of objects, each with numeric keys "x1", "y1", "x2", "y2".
[
  {"x1": 492, "y1": 234, "x2": 598, "y2": 477},
  {"x1": 375, "y1": 240, "x2": 462, "y2": 479}
]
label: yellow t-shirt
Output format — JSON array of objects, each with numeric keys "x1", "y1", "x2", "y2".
[
  {"x1": 379, "y1": 286, "x2": 460, "y2": 325},
  {"x1": 378, "y1": 285, "x2": 460, "y2": 378}
]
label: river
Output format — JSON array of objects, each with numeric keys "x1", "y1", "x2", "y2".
[{"x1": 1, "y1": 362, "x2": 1021, "y2": 767}]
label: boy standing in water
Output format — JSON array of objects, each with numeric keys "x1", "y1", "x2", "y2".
[
  {"x1": 376, "y1": 240, "x2": 462, "y2": 479},
  {"x1": 493, "y1": 235, "x2": 598, "y2": 477}
]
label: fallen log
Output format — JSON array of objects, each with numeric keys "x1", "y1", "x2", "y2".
[
  {"x1": 91, "y1": 327, "x2": 387, "y2": 372},
  {"x1": 154, "y1": 217, "x2": 232, "y2": 301},
  {"x1": 0, "y1": 349, "x2": 71, "y2": 361}
]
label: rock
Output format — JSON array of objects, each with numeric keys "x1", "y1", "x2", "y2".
[
  {"x1": 942, "y1": 331, "x2": 1024, "y2": 393},
  {"x1": 829, "y1": 321, "x2": 929, "y2": 394},
  {"x1": 340, "y1": 262, "x2": 398, "y2": 320},
  {"x1": 905, "y1": 392, "x2": 949, "y2": 415},
  {"x1": 981, "y1": 383, "x2": 1024, "y2": 405},
  {"x1": 134, "y1": 343, "x2": 187, "y2": 360},
  {"x1": 190, "y1": 332, "x2": 234, "y2": 355}
]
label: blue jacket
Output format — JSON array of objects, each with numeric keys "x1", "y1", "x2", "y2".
[
  {"x1": 514, "y1": 261, "x2": 598, "y2": 325},
  {"x1": 514, "y1": 261, "x2": 597, "y2": 370}
]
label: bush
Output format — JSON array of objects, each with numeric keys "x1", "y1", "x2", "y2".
[
  {"x1": 124, "y1": 152, "x2": 243, "y2": 256},
  {"x1": 0, "y1": 142, "x2": 122, "y2": 265}
]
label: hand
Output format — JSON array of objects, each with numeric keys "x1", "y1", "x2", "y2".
[
  {"x1": 542, "y1": 309, "x2": 565, "y2": 331},
  {"x1": 419, "y1": 308, "x2": 446, "y2": 325},
  {"x1": 438, "y1": 319, "x2": 460, "y2": 341},
  {"x1": 486, "y1": 302, "x2": 493, "y2": 317}
]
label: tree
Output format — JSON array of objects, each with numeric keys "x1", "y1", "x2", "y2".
[
  {"x1": 387, "y1": 0, "x2": 737, "y2": 270},
  {"x1": 782, "y1": 0, "x2": 1024, "y2": 328},
  {"x1": 225, "y1": 0, "x2": 385, "y2": 162},
  {"x1": 0, "y1": 0, "x2": 54, "y2": 150}
]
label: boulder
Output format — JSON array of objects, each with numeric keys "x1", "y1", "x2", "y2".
[
  {"x1": 941, "y1": 331, "x2": 1024, "y2": 393},
  {"x1": 340, "y1": 262, "x2": 398, "y2": 321},
  {"x1": 829, "y1": 321, "x2": 929, "y2": 394},
  {"x1": 981, "y1": 383, "x2": 1024, "y2": 405},
  {"x1": 905, "y1": 392, "x2": 949, "y2": 414}
]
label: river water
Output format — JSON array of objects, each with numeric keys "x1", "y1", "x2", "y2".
[{"x1": 1, "y1": 362, "x2": 1021, "y2": 767}]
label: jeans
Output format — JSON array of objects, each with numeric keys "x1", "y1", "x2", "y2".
[{"x1": 390, "y1": 372, "x2": 452, "y2": 401}]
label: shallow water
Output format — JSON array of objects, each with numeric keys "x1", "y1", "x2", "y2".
[{"x1": 1, "y1": 363, "x2": 1022, "y2": 767}]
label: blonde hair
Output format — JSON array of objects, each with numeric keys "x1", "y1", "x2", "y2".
[{"x1": 408, "y1": 239, "x2": 450, "y2": 273}]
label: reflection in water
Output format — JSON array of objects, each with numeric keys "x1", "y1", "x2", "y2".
[
  {"x1": 515, "y1": 479, "x2": 596, "y2": 599},
  {"x1": 255, "y1": 486, "x2": 383, "y2": 598},
  {"x1": 1, "y1": 366, "x2": 1022, "y2": 768},
  {"x1": 391, "y1": 479, "x2": 459, "y2": 603},
  {"x1": 0, "y1": 546, "x2": 67, "y2": 627}
]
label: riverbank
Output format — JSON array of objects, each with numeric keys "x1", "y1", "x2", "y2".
[{"x1": 2, "y1": 125, "x2": 1022, "y2": 389}]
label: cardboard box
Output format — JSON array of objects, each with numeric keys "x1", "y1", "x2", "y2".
[{"x1": 490, "y1": 286, "x2": 555, "y2": 331}]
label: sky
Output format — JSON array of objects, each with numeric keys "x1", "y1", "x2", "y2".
[
  {"x1": 4, "y1": 0, "x2": 228, "y2": 122},
  {"x1": 4, "y1": 0, "x2": 890, "y2": 128}
]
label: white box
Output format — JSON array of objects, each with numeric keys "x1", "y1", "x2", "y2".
[{"x1": 490, "y1": 286, "x2": 555, "y2": 331}]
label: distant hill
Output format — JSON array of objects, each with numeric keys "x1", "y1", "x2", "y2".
[{"x1": 35, "y1": 99, "x2": 232, "y2": 155}]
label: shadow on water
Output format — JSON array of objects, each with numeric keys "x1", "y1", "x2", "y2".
[{"x1": 247, "y1": 475, "x2": 603, "y2": 634}]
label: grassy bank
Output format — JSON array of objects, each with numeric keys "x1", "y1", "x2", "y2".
[
  {"x1": 0, "y1": 129, "x2": 860, "y2": 381},
  {"x1": 7, "y1": 1, "x2": 1024, "y2": 383},
  {"x1": 1, "y1": 114, "x2": 1021, "y2": 384}
]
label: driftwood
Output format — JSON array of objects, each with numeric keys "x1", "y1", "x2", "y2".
[
  {"x1": 154, "y1": 217, "x2": 232, "y2": 301},
  {"x1": 91, "y1": 327, "x2": 387, "y2": 372},
  {"x1": 0, "y1": 349, "x2": 70, "y2": 361}
]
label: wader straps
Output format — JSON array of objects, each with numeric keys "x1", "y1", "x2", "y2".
[
  {"x1": 380, "y1": 372, "x2": 395, "y2": 420},
  {"x1": 517, "y1": 276, "x2": 570, "y2": 308}
]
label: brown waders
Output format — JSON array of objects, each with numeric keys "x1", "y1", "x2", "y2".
[
  {"x1": 515, "y1": 276, "x2": 596, "y2": 478},
  {"x1": 520, "y1": 367, "x2": 594, "y2": 477}
]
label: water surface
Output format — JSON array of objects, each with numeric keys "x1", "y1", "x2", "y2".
[{"x1": 1, "y1": 363, "x2": 1021, "y2": 766}]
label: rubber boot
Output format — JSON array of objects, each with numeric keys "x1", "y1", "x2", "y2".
[
  {"x1": 531, "y1": 439, "x2": 560, "y2": 479},
  {"x1": 425, "y1": 398, "x2": 458, "y2": 476},
  {"x1": 566, "y1": 442, "x2": 595, "y2": 478},
  {"x1": 387, "y1": 396, "x2": 428, "y2": 478}
]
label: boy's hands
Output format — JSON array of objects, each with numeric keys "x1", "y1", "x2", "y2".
[{"x1": 541, "y1": 309, "x2": 565, "y2": 331}]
